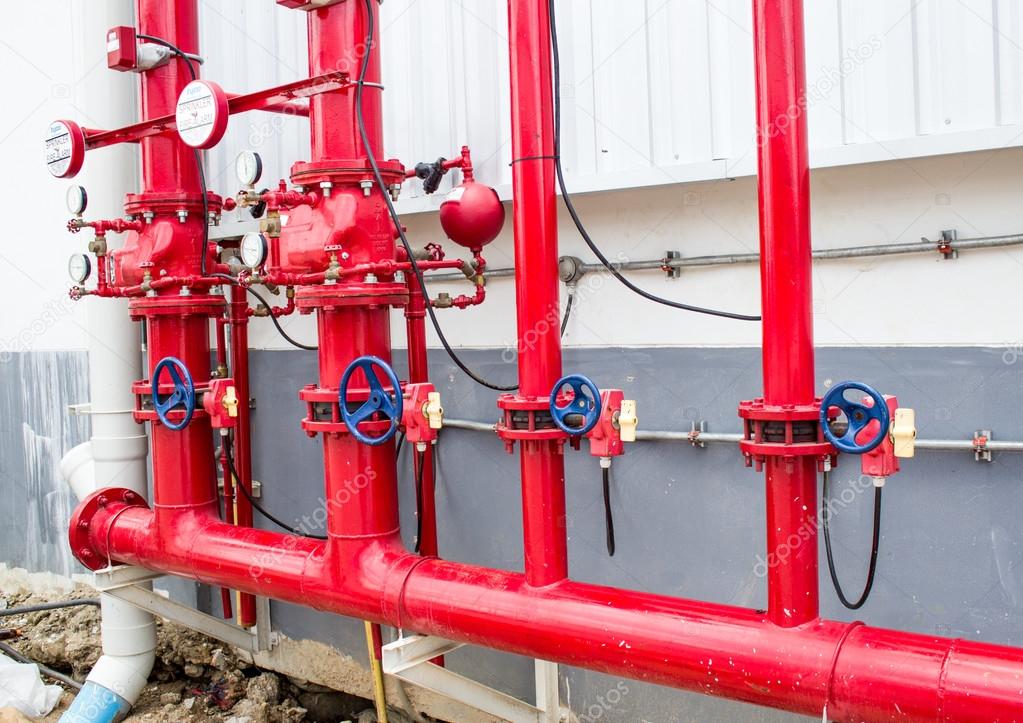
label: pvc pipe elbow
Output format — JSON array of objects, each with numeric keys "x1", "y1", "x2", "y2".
[{"x1": 60, "y1": 442, "x2": 95, "y2": 502}]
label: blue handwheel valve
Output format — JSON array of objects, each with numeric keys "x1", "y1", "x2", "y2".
[
  {"x1": 820, "y1": 380, "x2": 890, "y2": 455},
  {"x1": 339, "y1": 355, "x2": 403, "y2": 446},
  {"x1": 550, "y1": 374, "x2": 601, "y2": 436},
  {"x1": 152, "y1": 356, "x2": 196, "y2": 431}
]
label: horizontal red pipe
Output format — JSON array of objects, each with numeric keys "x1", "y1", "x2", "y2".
[
  {"x1": 78, "y1": 501, "x2": 1023, "y2": 722},
  {"x1": 84, "y1": 73, "x2": 332, "y2": 150}
]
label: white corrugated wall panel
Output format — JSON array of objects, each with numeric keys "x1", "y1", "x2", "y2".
[{"x1": 197, "y1": 1, "x2": 1023, "y2": 207}]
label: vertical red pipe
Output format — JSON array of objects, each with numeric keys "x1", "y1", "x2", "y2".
[
  {"x1": 146, "y1": 314, "x2": 219, "y2": 521},
  {"x1": 307, "y1": 3, "x2": 382, "y2": 161},
  {"x1": 506, "y1": 0, "x2": 568, "y2": 587},
  {"x1": 753, "y1": 0, "x2": 820, "y2": 627},
  {"x1": 317, "y1": 306, "x2": 401, "y2": 542},
  {"x1": 228, "y1": 286, "x2": 257, "y2": 626},
  {"x1": 404, "y1": 279, "x2": 439, "y2": 557},
  {"x1": 137, "y1": 1, "x2": 199, "y2": 193}
]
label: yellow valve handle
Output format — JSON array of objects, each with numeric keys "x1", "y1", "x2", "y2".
[
  {"x1": 222, "y1": 386, "x2": 240, "y2": 419},
  {"x1": 890, "y1": 407, "x2": 916, "y2": 458},
  {"x1": 425, "y1": 391, "x2": 444, "y2": 430},
  {"x1": 619, "y1": 400, "x2": 638, "y2": 443}
]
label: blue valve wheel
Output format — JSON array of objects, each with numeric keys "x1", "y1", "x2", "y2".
[
  {"x1": 152, "y1": 357, "x2": 196, "y2": 431},
  {"x1": 820, "y1": 381, "x2": 890, "y2": 455},
  {"x1": 550, "y1": 374, "x2": 601, "y2": 436},
  {"x1": 339, "y1": 355, "x2": 403, "y2": 446}
]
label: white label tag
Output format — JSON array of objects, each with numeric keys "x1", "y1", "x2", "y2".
[
  {"x1": 176, "y1": 81, "x2": 219, "y2": 148},
  {"x1": 45, "y1": 121, "x2": 74, "y2": 177}
]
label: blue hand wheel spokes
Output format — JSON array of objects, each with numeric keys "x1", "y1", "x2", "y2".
[
  {"x1": 339, "y1": 355, "x2": 403, "y2": 446},
  {"x1": 151, "y1": 356, "x2": 196, "y2": 432},
  {"x1": 820, "y1": 381, "x2": 890, "y2": 454},
  {"x1": 549, "y1": 374, "x2": 601, "y2": 436}
]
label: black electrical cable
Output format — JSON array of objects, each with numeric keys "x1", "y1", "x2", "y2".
[
  {"x1": 136, "y1": 36, "x2": 215, "y2": 282},
  {"x1": 413, "y1": 448, "x2": 424, "y2": 554},
  {"x1": 560, "y1": 289, "x2": 574, "y2": 338},
  {"x1": 822, "y1": 472, "x2": 883, "y2": 610},
  {"x1": 395, "y1": 430, "x2": 405, "y2": 460},
  {"x1": 0, "y1": 641, "x2": 82, "y2": 690},
  {"x1": 224, "y1": 436, "x2": 327, "y2": 540},
  {"x1": 137, "y1": 34, "x2": 202, "y2": 71},
  {"x1": 602, "y1": 466, "x2": 616, "y2": 557},
  {"x1": 548, "y1": 2, "x2": 761, "y2": 323},
  {"x1": 0, "y1": 599, "x2": 100, "y2": 618},
  {"x1": 355, "y1": 0, "x2": 517, "y2": 392},
  {"x1": 210, "y1": 273, "x2": 318, "y2": 351}
]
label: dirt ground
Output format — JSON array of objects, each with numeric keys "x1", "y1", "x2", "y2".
[{"x1": 0, "y1": 583, "x2": 416, "y2": 723}]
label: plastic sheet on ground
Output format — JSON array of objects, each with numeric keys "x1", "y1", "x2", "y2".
[{"x1": 0, "y1": 652, "x2": 62, "y2": 718}]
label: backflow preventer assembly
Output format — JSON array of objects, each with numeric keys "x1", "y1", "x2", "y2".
[{"x1": 45, "y1": 0, "x2": 1023, "y2": 721}]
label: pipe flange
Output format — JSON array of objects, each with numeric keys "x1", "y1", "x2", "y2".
[
  {"x1": 294, "y1": 282, "x2": 408, "y2": 312},
  {"x1": 290, "y1": 159, "x2": 405, "y2": 188},
  {"x1": 69, "y1": 488, "x2": 149, "y2": 571},
  {"x1": 737, "y1": 398, "x2": 837, "y2": 471},
  {"x1": 124, "y1": 191, "x2": 224, "y2": 218},
  {"x1": 129, "y1": 295, "x2": 225, "y2": 319}
]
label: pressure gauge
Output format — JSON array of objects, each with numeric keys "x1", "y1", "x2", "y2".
[
  {"x1": 175, "y1": 80, "x2": 229, "y2": 149},
  {"x1": 239, "y1": 232, "x2": 268, "y2": 269},
  {"x1": 235, "y1": 151, "x2": 263, "y2": 187},
  {"x1": 66, "y1": 186, "x2": 88, "y2": 216},
  {"x1": 46, "y1": 120, "x2": 86, "y2": 178},
  {"x1": 68, "y1": 253, "x2": 92, "y2": 284}
]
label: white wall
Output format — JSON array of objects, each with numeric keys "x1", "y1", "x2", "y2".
[
  {"x1": 5, "y1": 2, "x2": 1023, "y2": 354},
  {"x1": 237, "y1": 145, "x2": 1023, "y2": 351}
]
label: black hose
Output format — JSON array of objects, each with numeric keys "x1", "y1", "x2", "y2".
[
  {"x1": 224, "y1": 436, "x2": 327, "y2": 540},
  {"x1": 211, "y1": 273, "x2": 318, "y2": 351},
  {"x1": 355, "y1": 0, "x2": 517, "y2": 392},
  {"x1": 0, "y1": 641, "x2": 83, "y2": 690},
  {"x1": 0, "y1": 599, "x2": 99, "y2": 618},
  {"x1": 547, "y1": 1, "x2": 760, "y2": 322},
  {"x1": 140, "y1": 35, "x2": 212, "y2": 280},
  {"x1": 413, "y1": 448, "x2": 424, "y2": 554},
  {"x1": 560, "y1": 289, "x2": 574, "y2": 338},
  {"x1": 822, "y1": 472, "x2": 883, "y2": 610},
  {"x1": 602, "y1": 466, "x2": 616, "y2": 557}
]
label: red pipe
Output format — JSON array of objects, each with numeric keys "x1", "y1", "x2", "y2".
[
  {"x1": 138, "y1": 1, "x2": 199, "y2": 194},
  {"x1": 752, "y1": 0, "x2": 820, "y2": 629},
  {"x1": 228, "y1": 284, "x2": 257, "y2": 626},
  {"x1": 507, "y1": 0, "x2": 567, "y2": 587},
  {"x1": 76, "y1": 499, "x2": 1023, "y2": 721},
  {"x1": 65, "y1": 0, "x2": 1023, "y2": 720},
  {"x1": 307, "y1": 2, "x2": 381, "y2": 160},
  {"x1": 403, "y1": 275, "x2": 438, "y2": 558}
]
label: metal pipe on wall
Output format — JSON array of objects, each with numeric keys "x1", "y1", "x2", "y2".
[
  {"x1": 428, "y1": 232, "x2": 1023, "y2": 282},
  {"x1": 443, "y1": 418, "x2": 1023, "y2": 453}
]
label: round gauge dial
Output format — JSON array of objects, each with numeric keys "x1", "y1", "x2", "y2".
[
  {"x1": 175, "y1": 80, "x2": 229, "y2": 149},
  {"x1": 235, "y1": 151, "x2": 263, "y2": 187},
  {"x1": 46, "y1": 120, "x2": 86, "y2": 178},
  {"x1": 66, "y1": 186, "x2": 88, "y2": 216},
  {"x1": 68, "y1": 253, "x2": 92, "y2": 284},
  {"x1": 239, "y1": 232, "x2": 268, "y2": 269}
]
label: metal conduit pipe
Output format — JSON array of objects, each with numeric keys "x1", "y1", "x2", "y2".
[
  {"x1": 442, "y1": 419, "x2": 1023, "y2": 452},
  {"x1": 427, "y1": 232, "x2": 1023, "y2": 282}
]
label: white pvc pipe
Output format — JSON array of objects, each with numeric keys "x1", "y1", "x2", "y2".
[{"x1": 60, "y1": 3, "x2": 156, "y2": 720}]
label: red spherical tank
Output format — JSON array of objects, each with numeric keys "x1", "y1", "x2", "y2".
[{"x1": 439, "y1": 181, "x2": 505, "y2": 249}]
